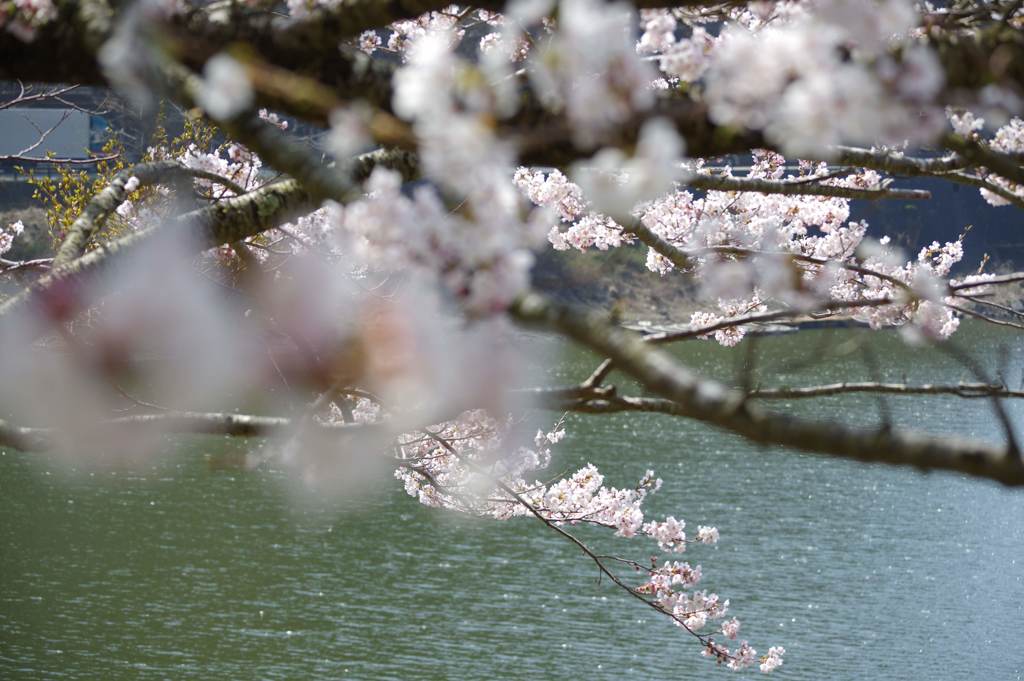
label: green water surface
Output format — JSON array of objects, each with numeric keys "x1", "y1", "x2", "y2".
[{"x1": 2, "y1": 323, "x2": 1023, "y2": 679}]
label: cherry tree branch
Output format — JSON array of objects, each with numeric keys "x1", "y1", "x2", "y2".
[
  {"x1": 525, "y1": 380, "x2": 1024, "y2": 411},
  {"x1": 832, "y1": 148, "x2": 969, "y2": 175},
  {"x1": 0, "y1": 257, "x2": 53, "y2": 274},
  {"x1": 685, "y1": 173, "x2": 932, "y2": 201},
  {"x1": 0, "y1": 146, "x2": 415, "y2": 325},
  {"x1": 52, "y1": 161, "x2": 248, "y2": 268},
  {"x1": 746, "y1": 382, "x2": 1024, "y2": 399},
  {"x1": 951, "y1": 272, "x2": 1024, "y2": 290},
  {"x1": 944, "y1": 134, "x2": 1024, "y2": 187},
  {"x1": 639, "y1": 299, "x2": 893, "y2": 345},
  {"x1": 510, "y1": 292, "x2": 1024, "y2": 486},
  {"x1": 943, "y1": 171, "x2": 1024, "y2": 210}
]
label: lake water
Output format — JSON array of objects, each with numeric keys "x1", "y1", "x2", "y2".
[{"x1": 2, "y1": 322, "x2": 1023, "y2": 679}]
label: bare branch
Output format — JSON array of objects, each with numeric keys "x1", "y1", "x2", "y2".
[
  {"x1": 746, "y1": 381, "x2": 1024, "y2": 399},
  {"x1": 0, "y1": 411, "x2": 381, "y2": 452}
]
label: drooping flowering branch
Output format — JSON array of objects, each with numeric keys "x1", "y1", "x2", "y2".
[{"x1": 392, "y1": 414, "x2": 783, "y2": 670}]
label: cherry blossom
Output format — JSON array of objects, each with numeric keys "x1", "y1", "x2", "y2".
[
  {"x1": 979, "y1": 118, "x2": 1024, "y2": 207},
  {"x1": 0, "y1": 0, "x2": 57, "y2": 41},
  {"x1": 527, "y1": 0, "x2": 658, "y2": 145},
  {"x1": 196, "y1": 54, "x2": 253, "y2": 120},
  {"x1": 516, "y1": 147, "x2": 967, "y2": 344},
  {"x1": 760, "y1": 646, "x2": 786, "y2": 673},
  {"x1": 722, "y1": 617, "x2": 741, "y2": 640},
  {"x1": 0, "y1": 220, "x2": 24, "y2": 256},
  {"x1": 571, "y1": 118, "x2": 686, "y2": 220},
  {"x1": 704, "y1": 0, "x2": 944, "y2": 155}
]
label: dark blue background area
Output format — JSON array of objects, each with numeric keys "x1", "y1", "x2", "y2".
[{"x1": 854, "y1": 177, "x2": 1022, "y2": 271}]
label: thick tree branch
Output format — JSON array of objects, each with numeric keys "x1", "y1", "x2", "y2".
[
  {"x1": 0, "y1": 145, "x2": 415, "y2": 325},
  {"x1": 0, "y1": 178, "x2": 310, "y2": 322},
  {"x1": 52, "y1": 161, "x2": 247, "y2": 268},
  {"x1": 511, "y1": 292, "x2": 1024, "y2": 487},
  {"x1": 627, "y1": 220, "x2": 693, "y2": 271}
]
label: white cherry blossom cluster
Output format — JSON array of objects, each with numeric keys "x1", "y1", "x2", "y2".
[
  {"x1": 513, "y1": 167, "x2": 630, "y2": 251},
  {"x1": 641, "y1": 570, "x2": 719, "y2": 631},
  {"x1": 272, "y1": 204, "x2": 342, "y2": 255},
  {"x1": 633, "y1": 552, "x2": 781, "y2": 670},
  {"x1": 392, "y1": 410, "x2": 561, "y2": 514},
  {"x1": 512, "y1": 117, "x2": 685, "y2": 248},
  {"x1": 517, "y1": 148, "x2": 967, "y2": 344},
  {"x1": 570, "y1": 118, "x2": 687, "y2": 220},
  {"x1": 948, "y1": 109, "x2": 986, "y2": 137},
  {"x1": 331, "y1": 28, "x2": 552, "y2": 313},
  {"x1": 392, "y1": 412, "x2": 716, "y2": 559},
  {"x1": 477, "y1": 27, "x2": 531, "y2": 63},
  {"x1": 181, "y1": 143, "x2": 265, "y2": 196},
  {"x1": 352, "y1": 4, "x2": 465, "y2": 56},
  {"x1": 367, "y1": 0, "x2": 652, "y2": 129},
  {"x1": 0, "y1": 0, "x2": 57, "y2": 41},
  {"x1": 645, "y1": 560, "x2": 703, "y2": 594},
  {"x1": 113, "y1": 142, "x2": 265, "y2": 239},
  {"x1": 644, "y1": 515, "x2": 688, "y2": 551},
  {"x1": 349, "y1": 4, "x2": 541, "y2": 63},
  {"x1": 526, "y1": 462, "x2": 657, "y2": 536},
  {"x1": 704, "y1": 0, "x2": 944, "y2": 156},
  {"x1": 392, "y1": 411, "x2": 713, "y2": 553},
  {"x1": 335, "y1": 167, "x2": 546, "y2": 314},
  {"x1": 195, "y1": 53, "x2": 253, "y2": 120},
  {"x1": 527, "y1": 0, "x2": 658, "y2": 145},
  {"x1": 642, "y1": 155, "x2": 872, "y2": 343},
  {"x1": 975, "y1": 117, "x2": 1024, "y2": 207},
  {"x1": 284, "y1": 0, "x2": 338, "y2": 19},
  {"x1": 842, "y1": 236, "x2": 964, "y2": 342},
  {"x1": 704, "y1": 640, "x2": 786, "y2": 673},
  {"x1": 386, "y1": 8, "x2": 465, "y2": 54},
  {"x1": 950, "y1": 271, "x2": 998, "y2": 297},
  {"x1": 257, "y1": 108, "x2": 289, "y2": 130},
  {"x1": 637, "y1": 10, "x2": 718, "y2": 83},
  {"x1": 687, "y1": 296, "x2": 768, "y2": 347},
  {"x1": 0, "y1": 220, "x2": 24, "y2": 257},
  {"x1": 760, "y1": 647, "x2": 786, "y2": 673}
]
